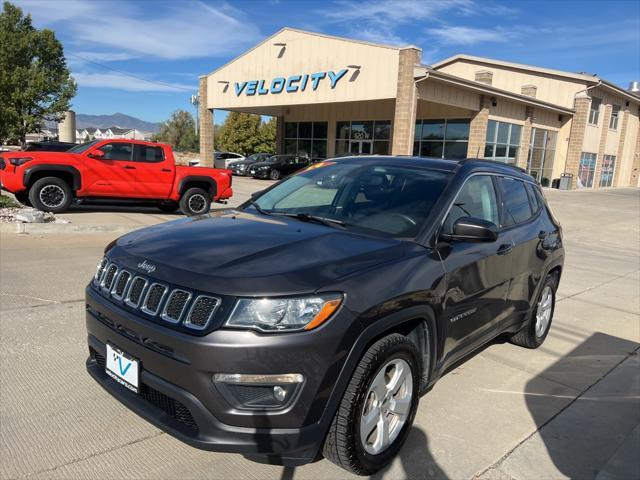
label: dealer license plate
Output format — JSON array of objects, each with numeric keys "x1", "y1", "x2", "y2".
[{"x1": 105, "y1": 344, "x2": 139, "y2": 393}]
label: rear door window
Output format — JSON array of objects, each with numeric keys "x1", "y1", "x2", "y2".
[
  {"x1": 134, "y1": 144, "x2": 164, "y2": 163},
  {"x1": 498, "y1": 177, "x2": 533, "y2": 226}
]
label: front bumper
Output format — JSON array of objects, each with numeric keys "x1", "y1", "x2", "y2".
[{"x1": 84, "y1": 286, "x2": 356, "y2": 464}]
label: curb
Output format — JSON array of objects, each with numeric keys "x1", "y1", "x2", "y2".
[{"x1": 0, "y1": 222, "x2": 142, "y2": 235}]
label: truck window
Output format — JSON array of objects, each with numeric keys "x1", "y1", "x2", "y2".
[
  {"x1": 101, "y1": 142, "x2": 133, "y2": 161},
  {"x1": 134, "y1": 144, "x2": 164, "y2": 163}
]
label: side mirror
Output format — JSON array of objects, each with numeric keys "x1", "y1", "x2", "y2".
[
  {"x1": 89, "y1": 149, "x2": 105, "y2": 159},
  {"x1": 250, "y1": 190, "x2": 263, "y2": 199},
  {"x1": 442, "y1": 217, "x2": 498, "y2": 243}
]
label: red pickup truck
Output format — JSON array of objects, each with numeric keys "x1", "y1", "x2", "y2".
[{"x1": 0, "y1": 139, "x2": 232, "y2": 215}]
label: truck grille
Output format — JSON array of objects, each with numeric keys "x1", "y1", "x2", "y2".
[{"x1": 93, "y1": 258, "x2": 220, "y2": 331}]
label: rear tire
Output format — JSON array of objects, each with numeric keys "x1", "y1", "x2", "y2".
[
  {"x1": 158, "y1": 202, "x2": 179, "y2": 213},
  {"x1": 322, "y1": 333, "x2": 421, "y2": 475},
  {"x1": 28, "y1": 177, "x2": 72, "y2": 213},
  {"x1": 179, "y1": 187, "x2": 211, "y2": 216},
  {"x1": 269, "y1": 169, "x2": 281, "y2": 180},
  {"x1": 509, "y1": 274, "x2": 557, "y2": 349}
]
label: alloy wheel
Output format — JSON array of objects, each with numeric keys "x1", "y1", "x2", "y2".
[
  {"x1": 360, "y1": 358, "x2": 413, "y2": 455},
  {"x1": 39, "y1": 185, "x2": 66, "y2": 208},
  {"x1": 188, "y1": 194, "x2": 207, "y2": 214},
  {"x1": 535, "y1": 285, "x2": 553, "y2": 337}
]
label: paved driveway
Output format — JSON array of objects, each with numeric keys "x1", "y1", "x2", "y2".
[{"x1": 1, "y1": 186, "x2": 638, "y2": 479}]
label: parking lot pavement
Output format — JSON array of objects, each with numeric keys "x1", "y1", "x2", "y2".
[{"x1": 1, "y1": 187, "x2": 638, "y2": 480}]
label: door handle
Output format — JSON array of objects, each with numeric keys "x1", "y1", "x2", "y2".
[
  {"x1": 161, "y1": 168, "x2": 171, "y2": 172},
  {"x1": 124, "y1": 165, "x2": 136, "y2": 170},
  {"x1": 497, "y1": 244, "x2": 513, "y2": 255}
]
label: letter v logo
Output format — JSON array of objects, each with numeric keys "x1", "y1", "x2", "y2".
[{"x1": 118, "y1": 357, "x2": 132, "y2": 376}]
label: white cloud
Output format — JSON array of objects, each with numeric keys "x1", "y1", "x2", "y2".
[
  {"x1": 426, "y1": 25, "x2": 519, "y2": 46},
  {"x1": 72, "y1": 72, "x2": 195, "y2": 92},
  {"x1": 15, "y1": 0, "x2": 262, "y2": 60}
]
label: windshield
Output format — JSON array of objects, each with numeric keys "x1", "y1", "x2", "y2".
[
  {"x1": 248, "y1": 161, "x2": 451, "y2": 239},
  {"x1": 67, "y1": 140, "x2": 100, "y2": 154}
]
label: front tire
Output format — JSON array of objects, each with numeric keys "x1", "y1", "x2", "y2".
[
  {"x1": 269, "y1": 169, "x2": 281, "y2": 180},
  {"x1": 28, "y1": 177, "x2": 72, "y2": 213},
  {"x1": 509, "y1": 274, "x2": 557, "y2": 348},
  {"x1": 323, "y1": 333, "x2": 420, "y2": 475},
  {"x1": 179, "y1": 187, "x2": 211, "y2": 216}
]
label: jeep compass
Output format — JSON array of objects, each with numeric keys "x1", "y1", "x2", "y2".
[{"x1": 85, "y1": 156, "x2": 563, "y2": 475}]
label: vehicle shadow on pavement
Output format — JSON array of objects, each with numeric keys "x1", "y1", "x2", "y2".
[
  {"x1": 369, "y1": 427, "x2": 448, "y2": 480},
  {"x1": 518, "y1": 331, "x2": 640, "y2": 479}
]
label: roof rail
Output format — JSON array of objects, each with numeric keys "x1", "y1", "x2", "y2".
[{"x1": 462, "y1": 158, "x2": 528, "y2": 174}]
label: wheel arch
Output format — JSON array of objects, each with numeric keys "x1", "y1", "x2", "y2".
[
  {"x1": 317, "y1": 305, "x2": 439, "y2": 447},
  {"x1": 178, "y1": 176, "x2": 217, "y2": 197},
  {"x1": 24, "y1": 165, "x2": 81, "y2": 191}
]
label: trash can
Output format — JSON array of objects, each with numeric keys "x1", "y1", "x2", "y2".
[
  {"x1": 559, "y1": 173, "x2": 573, "y2": 190},
  {"x1": 551, "y1": 178, "x2": 560, "y2": 189}
]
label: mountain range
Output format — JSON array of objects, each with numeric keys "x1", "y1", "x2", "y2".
[{"x1": 46, "y1": 113, "x2": 161, "y2": 133}]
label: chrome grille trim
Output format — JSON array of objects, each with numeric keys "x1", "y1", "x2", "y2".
[
  {"x1": 125, "y1": 276, "x2": 148, "y2": 308},
  {"x1": 94, "y1": 257, "x2": 109, "y2": 285},
  {"x1": 161, "y1": 289, "x2": 192, "y2": 324},
  {"x1": 111, "y1": 270, "x2": 132, "y2": 300},
  {"x1": 141, "y1": 283, "x2": 168, "y2": 316},
  {"x1": 101, "y1": 264, "x2": 118, "y2": 292},
  {"x1": 184, "y1": 295, "x2": 221, "y2": 330}
]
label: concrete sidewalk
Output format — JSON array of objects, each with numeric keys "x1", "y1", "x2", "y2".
[{"x1": 0, "y1": 188, "x2": 638, "y2": 480}]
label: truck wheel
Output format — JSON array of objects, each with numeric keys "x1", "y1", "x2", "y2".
[
  {"x1": 14, "y1": 192, "x2": 31, "y2": 207},
  {"x1": 158, "y1": 202, "x2": 179, "y2": 213},
  {"x1": 180, "y1": 187, "x2": 211, "y2": 216},
  {"x1": 269, "y1": 169, "x2": 280, "y2": 180},
  {"x1": 323, "y1": 333, "x2": 420, "y2": 475},
  {"x1": 509, "y1": 273, "x2": 557, "y2": 349},
  {"x1": 28, "y1": 177, "x2": 72, "y2": 213}
]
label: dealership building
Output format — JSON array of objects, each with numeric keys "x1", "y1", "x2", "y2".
[{"x1": 198, "y1": 28, "x2": 640, "y2": 189}]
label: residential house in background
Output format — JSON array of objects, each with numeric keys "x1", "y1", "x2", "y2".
[{"x1": 75, "y1": 127, "x2": 153, "y2": 142}]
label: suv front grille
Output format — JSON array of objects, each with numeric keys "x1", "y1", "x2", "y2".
[
  {"x1": 93, "y1": 258, "x2": 221, "y2": 331},
  {"x1": 142, "y1": 284, "x2": 167, "y2": 315},
  {"x1": 185, "y1": 296, "x2": 220, "y2": 330}
]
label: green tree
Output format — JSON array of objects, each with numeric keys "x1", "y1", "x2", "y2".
[
  {"x1": 255, "y1": 117, "x2": 277, "y2": 154},
  {"x1": 216, "y1": 112, "x2": 262, "y2": 155},
  {"x1": 0, "y1": 1, "x2": 76, "y2": 146},
  {"x1": 154, "y1": 109, "x2": 199, "y2": 151}
]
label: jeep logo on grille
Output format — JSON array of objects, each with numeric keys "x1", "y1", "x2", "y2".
[{"x1": 137, "y1": 260, "x2": 157, "y2": 274}]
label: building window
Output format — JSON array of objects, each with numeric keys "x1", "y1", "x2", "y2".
[
  {"x1": 609, "y1": 105, "x2": 620, "y2": 130},
  {"x1": 335, "y1": 120, "x2": 390, "y2": 156},
  {"x1": 284, "y1": 121, "x2": 327, "y2": 159},
  {"x1": 588, "y1": 97, "x2": 601, "y2": 125},
  {"x1": 578, "y1": 152, "x2": 597, "y2": 188},
  {"x1": 599, "y1": 155, "x2": 616, "y2": 187},
  {"x1": 484, "y1": 120, "x2": 522, "y2": 164},
  {"x1": 527, "y1": 128, "x2": 557, "y2": 187},
  {"x1": 413, "y1": 119, "x2": 470, "y2": 159}
]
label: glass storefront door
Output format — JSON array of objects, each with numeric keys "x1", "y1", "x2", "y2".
[{"x1": 350, "y1": 140, "x2": 373, "y2": 155}]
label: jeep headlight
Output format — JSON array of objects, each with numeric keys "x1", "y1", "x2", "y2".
[{"x1": 225, "y1": 294, "x2": 343, "y2": 332}]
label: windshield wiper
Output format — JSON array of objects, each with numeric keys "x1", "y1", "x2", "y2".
[
  {"x1": 277, "y1": 212, "x2": 346, "y2": 229},
  {"x1": 247, "y1": 199, "x2": 272, "y2": 216}
]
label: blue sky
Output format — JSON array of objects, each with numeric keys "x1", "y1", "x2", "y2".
[{"x1": 15, "y1": 0, "x2": 640, "y2": 123}]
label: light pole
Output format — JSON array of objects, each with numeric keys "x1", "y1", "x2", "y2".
[{"x1": 190, "y1": 94, "x2": 199, "y2": 135}]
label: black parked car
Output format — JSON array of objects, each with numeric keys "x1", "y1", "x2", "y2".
[
  {"x1": 249, "y1": 154, "x2": 312, "y2": 180},
  {"x1": 228, "y1": 153, "x2": 272, "y2": 176},
  {"x1": 86, "y1": 156, "x2": 563, "y2": 475},
  {"x1": 24, "y1": 141, "x2": 77, "y2": 152}
]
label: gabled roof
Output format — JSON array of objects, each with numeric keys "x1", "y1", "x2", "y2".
[
  {"x1": 415, "y1": 65, "x2": 575, "y2": 115},
  {"x1": 108, "y1": 127, "x2": 133, "y2": 135},
  {"x1": 432, "y1": 54, "x2": 640, "y2": 103},
  {"x1": 202, "y1": 27, "x2": 419, "y2": 77}
]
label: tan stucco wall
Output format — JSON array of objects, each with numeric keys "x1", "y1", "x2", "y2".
[
  {"x1": 206, "y1": 29, "x2": 400, "y2": 110},
  {"x1": 434, "y1": 59, "x2": 587, "y2": 109}
]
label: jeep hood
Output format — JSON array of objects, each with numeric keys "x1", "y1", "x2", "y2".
[{"x1": 108, "y1": 210, "x2": 407, "y2": 295}]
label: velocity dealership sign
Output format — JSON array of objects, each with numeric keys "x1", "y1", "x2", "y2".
[{"x1": 234, "y1": 69, "x2": 349, "y2": 96}]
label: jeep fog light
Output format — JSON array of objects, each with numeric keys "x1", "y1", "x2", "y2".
[{"x1": 213, "y1": 373, "x2": 304, "y2": 410}]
